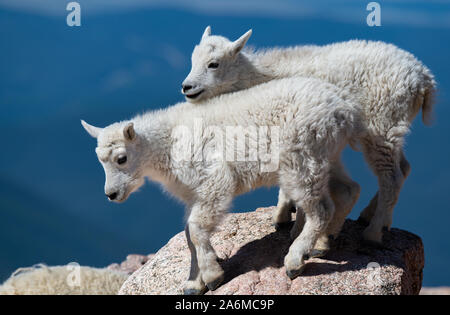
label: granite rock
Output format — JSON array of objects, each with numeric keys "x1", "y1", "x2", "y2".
[
  {"x1": 119, "y1": 207, "x2": 424, "y2": 295},
  {"x1": 108, "y1": 254, "x2": 154, "y2": 275}
]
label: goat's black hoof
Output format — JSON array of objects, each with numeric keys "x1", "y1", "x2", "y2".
[
  {"x1": 183, "y1": 288, "x2": 206, "y2": 295},
  {"x1": 206, "y1": 274, "x2": 224, "y2": 291},
  {"x1": 286, "y1": 265, "x2": 306, "y2": 280}
]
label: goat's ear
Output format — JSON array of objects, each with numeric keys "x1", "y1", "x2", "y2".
[
  {"x1": 201, "y1": 26, "x2": 211, "y2": 41},
  {"x1": 81, "y1": 120, "x2": 102, "y2": 138},
  {"x1": 230, "y1": 29, "x2": 252, "y2": 55},
  {"x1": 123, "y1": 122, "x2": 136, "y2": 141}
]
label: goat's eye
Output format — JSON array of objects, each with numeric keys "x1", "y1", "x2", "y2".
[
  {"x1": 208, "y1": 62, "x2": 219, "y2": 69},
  {"x1": 117, "y1": 156, "x2": 127, "y2": 165}
]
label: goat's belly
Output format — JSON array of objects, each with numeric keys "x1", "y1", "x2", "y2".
[{"x1": 233, "y1": 170, "x2": 279, "y2": 196}]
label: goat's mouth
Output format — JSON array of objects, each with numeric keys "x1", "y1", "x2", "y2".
[
  {"x1": 112, "y1": 190, "x2": 131, "y2": 203},
  {"x1": 111, "y1": 194, "x2": 127, "y2": 203},
  {"x1": 185, "y1": 90, "x2": 204, "y2": 99},
  {"x1": 114, "y1": 179, "x2": 144, "y2": 203}
]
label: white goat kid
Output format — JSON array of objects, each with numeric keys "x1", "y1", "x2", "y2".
[
  {"x1": 82, "y1": 77, "x2": 362, "y2": 294},
  {"x1": 183, "y1": 26, "x2": 436, "y2": 245}
]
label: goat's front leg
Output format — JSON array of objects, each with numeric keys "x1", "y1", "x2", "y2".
[
  {"x1": 280, "y1": 164, "x2": 334, "y2": 279},
  {"x1": 285, "y1": 195, "x2": 334, "y2": 279},
  {"x1": 288, "y1": 159, "x2": 359, "y2": 258},
  {"x1": 183, "y1": 202, "x2": 226, "y2": 294},
  {"x1": 183, "y1": 225, "x2": 206, "y2": 295}
]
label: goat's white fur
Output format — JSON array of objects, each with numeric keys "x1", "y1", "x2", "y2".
[
  {"x1": 183, "y1": 27, "x2": 436, "y2": 244},
  {"x1": 82, "y1": 77, "x2": 363, "y2": 294}
]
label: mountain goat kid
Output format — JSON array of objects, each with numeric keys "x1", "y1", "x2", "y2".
[
  {"x1": 182, "y1": 26, "x2": 436, "y2": 245},
  {"x1": 82, "y1": 77, "x2": 363, "y2": 294}
]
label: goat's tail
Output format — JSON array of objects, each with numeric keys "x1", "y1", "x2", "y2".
[{"x1": 420, "y1": 67, "x2": 437, "y2": 126}]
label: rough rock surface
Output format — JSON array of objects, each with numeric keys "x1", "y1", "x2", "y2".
[
  {"x1": 119, "y1": 207, "x2": 424, "y2": 295},
  {"x1": 108, "y1": 254, "x2": 154, "y2": 275}
]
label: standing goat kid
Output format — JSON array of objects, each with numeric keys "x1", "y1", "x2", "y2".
[
  {"x1": 182, "y1": 26, "x2": 436, "y2": 245},
  {"x1": 82, "y1": 77, "x2": 363, "y2": 294}
]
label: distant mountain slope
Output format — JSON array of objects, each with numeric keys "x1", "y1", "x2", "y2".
[{"x1": 0, "y1": 177, "x2": 132, "y2": 282}]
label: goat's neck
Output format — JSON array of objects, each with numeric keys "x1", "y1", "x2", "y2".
[
  {"x1": 235, "y1": 52, "x2": 276, "y2": 89},
  {"x1": 138, "y1": 119, "x2": 172, "y2": 181},
  {"x1": 241, "y1": 47, "x2": 313, "y2": 84},
  {"x1": 137, "y1": 114, "x2": 198, "y2": 204}
]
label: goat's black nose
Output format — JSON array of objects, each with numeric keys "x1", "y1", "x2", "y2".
[
  {"x1": 106, "y1": 192, "x2": 117, "y2": 200},
  {"x1": 182, "y1": 84, "x2": 193, "y2": 93}
]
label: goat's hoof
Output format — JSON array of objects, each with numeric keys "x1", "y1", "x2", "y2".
[
  {"x1": 274, "y1": 221, "x2": 291, "y2": 231},
  {"x1": 289, "y1": 206, "x2": 297, "y2": 213},
  {"x1": 183, "y1": 288, "x2": 206, "y2": 295},
  {"x1": 286, "y1": 265, "x2": 306, "y2": 280},
  {"x1": 206, "y1": 274, "x2": 224, "y2": 291}
]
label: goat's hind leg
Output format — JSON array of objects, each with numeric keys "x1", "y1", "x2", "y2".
[
  {"x1": 273, "y1": 188, "x2": 297, "y2": 230},
  {"x1": 326, "y1": 160, "x2": 361, "y2": 239},
  {"x1": 358, "y1": 150, "x2": 410, "y2": 229},
  {"x1": 360, "y1": 141, "x2": 406, "y2": 244}
]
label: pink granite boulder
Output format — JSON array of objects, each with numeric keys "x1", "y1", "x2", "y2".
[{"x1": 119, "y1": 207, "x2": 424, "y2": 295}]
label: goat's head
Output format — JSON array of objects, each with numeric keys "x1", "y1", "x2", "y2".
[
  {"x1": 81, "y1": 120, "x2": 145, "y2": 203},
  {"x1": 182, "y1": 26, "x2": 252, "y2": 103}
]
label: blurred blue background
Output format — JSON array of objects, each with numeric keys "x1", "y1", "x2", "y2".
[{"x1": 0, "y1": 0, "x2": 449, "y2": 286}]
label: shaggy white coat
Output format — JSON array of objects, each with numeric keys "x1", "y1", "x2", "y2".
[
  {"x1": 182, "y1": 27, "x2": 436, "y2": 244},
  {"x1": 82, "y1": 77, "x2": 363, "y2": 294}
]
